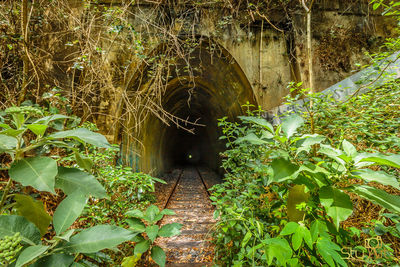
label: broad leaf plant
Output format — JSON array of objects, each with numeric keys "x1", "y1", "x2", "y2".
[
  {"x1": 0, "y1": 106, "x2": 137, "y2": 266},
  {"x1": 211, "y1": 110, "x2": 400, "y2": 266}
]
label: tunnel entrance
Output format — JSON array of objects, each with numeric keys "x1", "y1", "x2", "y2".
[
  {"x1": 122, "y1": 39, "x2": 257, "y2": 175},
  {"x1": 162, "y1": 86, "x2": 223, "y2": 170}
]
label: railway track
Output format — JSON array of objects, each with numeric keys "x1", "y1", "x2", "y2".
[{"x1": 155, "y1": 167, "x2": 220, "y2": 266}]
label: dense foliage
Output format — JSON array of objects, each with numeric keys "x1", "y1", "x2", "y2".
[
  {"x1": 123, "y1": 205, "x2": 182, "y2": 267},
  {"x1": 0, "y1": 106, "x2": 135, "y2": 266},
  {"x1": 0, "y1": 107, "x2": 176, "y2": 267},
  {"x1": 210, "y1": 2, "x2": 400, "y2": 263},
  {"x1": 211, "y1": 101, "x2": 400, "y2": 266},
  {"x1": 0, "y1": 0, "x2": 399, "y2": 266},
  {"x1": 61, "y1": 136, "x2": 164, "y2": 227}
]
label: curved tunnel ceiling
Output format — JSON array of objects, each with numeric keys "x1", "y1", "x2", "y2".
[{"x1": 126, "y1": 40, "x2": 257, "y2": 175}]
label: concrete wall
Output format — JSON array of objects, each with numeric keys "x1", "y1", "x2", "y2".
[
  {"x1": 58, "y1": 1, "x2": 396, "y2": 174},
  {"x1": 116, "y1": 2, "x2": 396, "y2": 174}
]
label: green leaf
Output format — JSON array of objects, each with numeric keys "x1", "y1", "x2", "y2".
[
  {"x1": 55, "y1": 167, "x2": 107, "y2": 198},
  {"x1": 271, "y1": 158, "x2": 299, "y2": 183},
  {"x1": 9, "y1": 157, "x2": 57, "y2": 193},
  {"x1": 121, "y1": 254, "x2": 142, "y2": 267},
  {"x1": 359, "y1": 154, "x2": 400, "y2": 169},
  {"x1": 49, "y1": 128, "x2": 110, "y2": 148},
  {"x1": 238, "y1": 116, "x2": 274, "y2": 132},
  {"x1": 34, "y1": 114, "x2": 70, "y2": 125},
  {"x1": 14, "y1": 194, "x2": 52, "y2": 236},
  {"x1": 151, "y1": 246, "x2": 166, "y2": 267},
  {"x1": 126, "y1": 218, "x2": 146, "y2": 233},
  {"x1": 134, "y1": 240, "x2": 150, "y2": 255},
  {"x1": 145, "y1": 205, "x2": 161, "y2": 223},
  {"x1": 54, "y1": 229, "x2": 75, "y2": 242},
  {"x1": 152, "y1": 177, "x2": 167, "y2": 184},
  {"x1": 291, "y1": 224, "x2": 312, "y2": 250},
  {"x1": 301, "y1": 225, "x2": 313, "y2": 248},
  {"x1": 27, "y1": 124, "x2": 48, "y2": 136},
  {"x1": 281, "y1": 114, "x2": 304, "y2": 139},
  {"x1": 66, "y1": 225, "x2": 136, "y2": 253},
  {"x1": 295, "y1": 134, "x2": 326, "y2": 154},
  {"x1": 160, "y1": 209, "x2": 175, "y2": 216},
  {"x1": 126, "y1": 209, "x2": 145, "y2": 219},
  {"x1": 342, "y1": 139, "x2": 357, "y2": 158},
  {"x1": 286, "y1": 258, "x2": 300, "y2": 266},
  {"x1": 319, "y1": 187, "x2": 353, "y2": 229},
  {"x1": 261, "y1": 129, "x2": 274, "y2": 139},
  {"x1": 1, "y1": 128, "x2": 25, "y2": 137},
  {"x1": 74, "y1": 152, "x2": 93, "y2": 172},
  {"x1": 352, "y1": 169, "x2": 399, "y2": 189},
  {"x1": 0, "y1": 215, "x2": 41, "y2": 245},
  {"x1": 29, "y1": 253, "x2": 74, "y2": 267},
  {"x1": 146, "y1": 225, "x2": 159, "y2": 242},
  {"x1": 354, "y1": 153, "x2": 381, "y2": 168},
  {"x1": 292, "y1": 226, "x2": 303, "y2": 251},
  {"x1": 53, "y1": 191, "x2": 87, "y2": 235},
  {"x1": 235, "y1": 133, "x2": 268, "y2": 145},
  {"x1": 0, "y1": 134, "x2": 17, "y2": 151},
  {"x1": 0, "y1": 123, "x2": 11, "y2": 129},
  {"x1": 297, "y1": 163, "x2": 330, "y2": 187},
  {"x1": 158, "y1": 223, "x2": 182, "y2": 237},
  {"x1": 132, "y1": 234, "x2": 145, "y2": 243},
  {"x1": 316, "y1": 237, "x2": 347, "y2": 267},
  {"x1": 348, "y1": 185, "x2": 400, "y2": 213},
  {"x1": 29, "y1": 254, "x2": 75, "y2": 267},
  {"x1": 15, "y1": 245, "x2": 49, "y2": 267},
  {"x1": 310, "y1": 220, "x2": 328, "y2": 242},
  {"x1": 241, "y1": 231, "x2": 252, "y2": 247},
  {"x1": 318, "y1": 145, "x2": 346, "y2": 166},
  {"x1": 280, "y1": 222, "x2": 299, "y2": 236},
  {"x1": 263, "y1": 237, "x2": 293, "y2": 266},
  {"x1": 246, "y1": 243, "x2": 263, "y2": 259}
]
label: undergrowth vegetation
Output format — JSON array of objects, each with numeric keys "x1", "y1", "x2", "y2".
[
  {"x1": 211, "y1": 101, "x2": 400, "y2": 266},
  {"x1": 0, "y1": 106, "x2": 176, "y2": 266},
  {"x1": 210, "y1": 2, "x2": 400, "y2": 265},
  {"x1": 211, "y1": 20, "x2": 400, "y2": 267},
  {"x1": 0, "y1": 0, "x2": 399, "y2": 266}
]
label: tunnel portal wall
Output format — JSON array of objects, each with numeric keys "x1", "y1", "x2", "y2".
[{"x1": 122, "y1": 40, "x2": 257, "y2": 175}]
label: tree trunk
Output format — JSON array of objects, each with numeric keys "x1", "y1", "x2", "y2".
[
  {"x1": 18, "y1": 0, "x2": 29, "y2": 105},
  {"x1": 301, "y1": 0, "x2": 314, "y2": 92},
  {"x1": 301, "y1": 0, "x2": 315, "y2": 134},
  {"x1": 306, "y1": 10, "x2": 313, "y2": 92}
]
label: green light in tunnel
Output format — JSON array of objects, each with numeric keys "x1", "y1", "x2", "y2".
[{"x1": 188, "y1": 154, "x2": 192, "y2": 159}]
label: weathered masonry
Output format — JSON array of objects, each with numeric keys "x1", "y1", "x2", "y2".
[{"x1": 72, "y1": 1, "x2": 396, "y2": 175}]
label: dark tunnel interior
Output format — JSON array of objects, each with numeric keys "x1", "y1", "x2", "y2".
[
  {"x1": 160, "y1": 86, "x2": 225, "y2": 171},
  {"x1": 124, "y1": 40, "x2": 257, "y2": 175}
]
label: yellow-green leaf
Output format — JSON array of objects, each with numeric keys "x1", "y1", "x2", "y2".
[{"x1": 14, "y1": 194, "x2": 52, "y2": 236}]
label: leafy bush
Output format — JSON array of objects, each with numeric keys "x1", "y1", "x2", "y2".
[
  {"x1": 284, "y1": 79, "x2": 400, "y2": 152},
  {"x1": 123, "y1": 205, "x2": 182, "y2": 267},
  {"x1": 211, "y1": 107, "x2": 400, "y2": 266},
  {"x1": 0, "y1": 106, "x2": 137, "y2": 266},
  {"x1": 60, "y1": 141, "x2": 165, "y2": 227}
]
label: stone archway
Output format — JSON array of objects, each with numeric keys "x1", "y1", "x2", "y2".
[{"x1": 121, "y1": 39, "x2": 257, "y2": 174}]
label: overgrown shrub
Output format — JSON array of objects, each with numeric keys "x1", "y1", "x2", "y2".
[
  {"x1": 0, "y1": 106, "x2": 142, "y2": 266},
  {"x1": 0, "y1": 106, "x2": 173, "y2": 267},
  {"x1": 211, "y1": 105, "x2": 400, "y2": 266}
]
